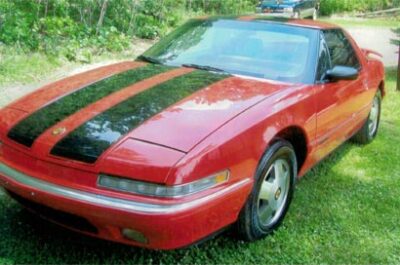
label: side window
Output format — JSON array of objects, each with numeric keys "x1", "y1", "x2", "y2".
[
  {"x1": 323, "y1": 29, "x2": 360, "y2": 69},
  {"x1": 316, "y1": 35, "x2": 331, "y2": 82}
]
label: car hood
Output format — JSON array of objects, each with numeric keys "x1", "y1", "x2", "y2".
[
  {"x1": 1, "y1": 62, "x2": 292, "y2": 171},
  {"x1": 127, "y1": 75, "x2": 291, "y2": 153}
]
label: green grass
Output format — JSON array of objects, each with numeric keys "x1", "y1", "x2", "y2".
[
  {"x1": 0, "y1": 69, "x2": 399, "y2": 264},
  {"x1": 0, "y1": 48, "x2": 65, "y2": 86},
  {"x1": 321, "y1": 17, "x2": 400, "y2": 28},
  {"x1": 0, "y1": 40, "x2": 154, "y2": 87}
]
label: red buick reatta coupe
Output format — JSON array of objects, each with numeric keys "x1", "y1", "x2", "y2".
[{"x1": 0, "y1": 16, "x2": 384, "y2": 249}]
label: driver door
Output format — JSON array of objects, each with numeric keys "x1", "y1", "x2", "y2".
[{"x1": 314, "y1": 29, "x2": 366, "y2": 159}]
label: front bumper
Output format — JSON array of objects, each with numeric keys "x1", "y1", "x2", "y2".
[{"x1": 0, "y1": 162, "x2": 252, "y2": 249}]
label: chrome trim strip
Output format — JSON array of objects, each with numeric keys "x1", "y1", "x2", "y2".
[{"x1": 0, "y1": 162, "x2": 251, "y2": 214}]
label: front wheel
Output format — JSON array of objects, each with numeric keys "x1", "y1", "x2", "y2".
[
  {"x1": 236, "y1": 140, "x2": 297, "y2": 241},
  {"x1": 352, "y1": 90, "x2": 382, "y2": 144}
]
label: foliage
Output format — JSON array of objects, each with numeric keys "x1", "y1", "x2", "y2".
[
  {"x1": 0, "y1": 0, "x2": 257, "y2": 61},
  {"x1": 0, "y1": 0, "x2": 398, "y2": 61}
]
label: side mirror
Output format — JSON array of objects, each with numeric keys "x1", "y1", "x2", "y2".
[{"x1": 325, "y1": 66, "x2": 359, "y2": 81}]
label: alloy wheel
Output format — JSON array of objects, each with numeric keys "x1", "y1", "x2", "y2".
[
  {"x1": 257, "y1": 158, "x2": 290, "y2": 227},
  {"x1": 368, "y1": 96, "x2": 380, "y2": 137}
]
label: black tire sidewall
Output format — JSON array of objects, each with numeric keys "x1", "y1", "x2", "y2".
[
  {"x1": 240, "y1": 140, "x2": 297, "y2": 240},
  {"x1": 351, "y1": 90, "x2": 382, "y2": 144},
  {"x1": 368, "y1": 91, "x2": 382, "y2": 140}
]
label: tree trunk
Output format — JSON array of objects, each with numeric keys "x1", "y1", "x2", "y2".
[
  {"x1": 44, "y1": 0, "x2": 49, "y2": 17},
  {"x1": 397, "y1": 45, "x2": 400, "y2": 91},
  {"x1": 37, "y1": 0, "x2": 42, "y2": 19},
  {"x1": 96, "y1": 0, "x2": 109, "y2": 35},
  {"x1": 188, "y1": 0, "x2": 192, "y2": 11},
  {"x1": 127, "y1": 0, "x2": 137, "y2": 34},
  {"x1": 159, "y1": 0, "x2": 165, "y2": 22}
]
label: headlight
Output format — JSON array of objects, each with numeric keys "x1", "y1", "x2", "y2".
[
  {"x1": 284, "y1": 7, "x2": 294, "y2": 12},
  {"x1": 97, "y1": 170, "x2": 230, "y2": 198}
]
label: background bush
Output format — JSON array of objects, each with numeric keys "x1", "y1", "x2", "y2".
[{"x1": 0, "y1": 0, "x2": 258, "y2": 60}]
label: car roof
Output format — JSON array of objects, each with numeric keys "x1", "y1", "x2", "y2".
[{"x1": 197, "y1": 15, "x2": 340, "y2": 30}]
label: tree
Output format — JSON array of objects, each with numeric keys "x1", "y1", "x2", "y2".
[
  {"x1": 391, "y1": 28, "x2": 400, "y2": 91},
  {"x1": 96, "y1": 0, "x2": 109, "y2": 35}
]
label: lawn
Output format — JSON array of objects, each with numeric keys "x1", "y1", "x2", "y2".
[
  {"x1": 320, "y1": 16, "x2": 400, "y2": 28},
  {"x1": 0, "y1": 68, "x2": 399, "y2": 264},
  {"x1": 0, "y1": 38, "x2": 155, "y2": 88}
]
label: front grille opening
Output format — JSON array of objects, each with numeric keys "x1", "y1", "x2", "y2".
[{"x1": 7, "y1": 190, "x2": 98, "y2": 234}]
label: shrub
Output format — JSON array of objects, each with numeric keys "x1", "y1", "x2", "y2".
[{"x1": 3, "y1": 0, "x2": 397, "y2": 61}]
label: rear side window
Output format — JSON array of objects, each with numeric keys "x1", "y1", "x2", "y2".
[{"x1": 323, "y1": 29, "x2": 360, "y2": 69}]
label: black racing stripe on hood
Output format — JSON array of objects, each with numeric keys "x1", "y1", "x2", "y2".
[
  {"x1": 50, "y1": 70, "x2": 229, "y2": 164},
  {"x1": 7, "y1": 64, "x2": 173, "y2": 148}
]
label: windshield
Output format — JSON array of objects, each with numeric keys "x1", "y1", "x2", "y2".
[{"x1": 142, "y1": 19, "x2": 319, "y2": 84}]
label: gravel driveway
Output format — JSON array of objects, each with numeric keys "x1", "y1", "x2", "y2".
[{"x1": 346, "y1": 27, "x2": 398, "y2": 67}]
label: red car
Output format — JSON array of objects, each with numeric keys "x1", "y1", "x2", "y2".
[{"x1": 0, "y1": 17, "x2": 384, "y2": 250}]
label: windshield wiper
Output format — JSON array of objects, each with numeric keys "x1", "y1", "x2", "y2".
[
  {"x1": 182, "y1": 64, "x2": 229, "y2": 74},
  {"x1": 137, "y1": 55, "x2": 164, "y2": 65}
]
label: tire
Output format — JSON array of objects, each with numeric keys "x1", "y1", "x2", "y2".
[
  {"x1": 352, "y1": 90, "x2": 382, "y2": 144},
  {"x1": 236, "y1": 140, "x2": 297, "y2": 241}
]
